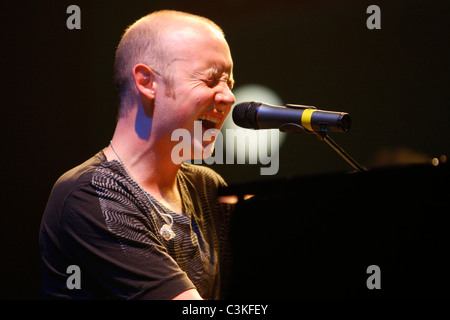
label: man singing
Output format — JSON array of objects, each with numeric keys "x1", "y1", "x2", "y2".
[{"x1": 40, "y1": 10, "x2": 235, "y2": 300}]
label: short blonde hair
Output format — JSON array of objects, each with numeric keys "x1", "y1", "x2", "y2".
[{"x1": 114, "y1": 10, "x2": 224, "y2": 116}]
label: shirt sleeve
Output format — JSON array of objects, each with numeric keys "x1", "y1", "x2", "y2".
[{"x1": 60, "y1": 182, "x2": 195, "y2": 300}]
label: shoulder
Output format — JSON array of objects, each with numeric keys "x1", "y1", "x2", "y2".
[
  {"x1": 60, "y1": 151, "x2": 106, "y2": 183},
  {"x1": 180, "y1": 162, "x2": 228, "y2": 188},
  {"x1": 51, "y1": 151, "x2": 104, "y2": 192},
  {"x1": 43, "y1": 152, "x2": 108, "y2": 217}
]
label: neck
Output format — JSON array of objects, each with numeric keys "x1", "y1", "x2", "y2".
[{"x1": 104, "y1": 107, "x2": 183, "y2": 214}]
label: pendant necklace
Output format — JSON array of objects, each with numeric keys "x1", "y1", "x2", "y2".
[{"x1": 109, "y1": 141, "x2": 176, "y2": 240}]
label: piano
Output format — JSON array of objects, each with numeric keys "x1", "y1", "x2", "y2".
[{"x1": 221, "y1": 163, "x2": 450, "y2": 299}]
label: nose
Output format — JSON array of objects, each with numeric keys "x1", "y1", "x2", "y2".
[{"x1": 214, "y1": 84, "x2": 235, "y2": 111}]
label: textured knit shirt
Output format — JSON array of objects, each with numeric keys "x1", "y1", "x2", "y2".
[{"x1": 39, "y1": 151, "x2": 233, "y2": 299}]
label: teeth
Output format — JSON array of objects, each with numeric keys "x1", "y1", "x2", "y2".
[{"x1": 198, "y1": 115, "x2": 220, "y2": 124}]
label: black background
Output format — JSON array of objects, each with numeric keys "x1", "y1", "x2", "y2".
[{"x1": 1, "y1": 0, "x2": 448, "y2": 299}]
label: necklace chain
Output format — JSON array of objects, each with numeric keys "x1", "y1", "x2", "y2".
[{"x1": 109, "y1": 141, "x2": 176, "y2": 240}]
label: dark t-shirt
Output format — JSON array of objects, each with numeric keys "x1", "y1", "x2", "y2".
[{"x1": 39, "y1": 151, "x2": 233, "y2": 299}]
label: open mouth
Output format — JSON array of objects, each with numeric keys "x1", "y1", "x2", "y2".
[{"x1": 198, "y1": 114, "x2": 221, "y2": 130}]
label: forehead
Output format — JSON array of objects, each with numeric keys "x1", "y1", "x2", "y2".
[{"x1": 164, "y1": 24, "x2": 233, "y2": 73}]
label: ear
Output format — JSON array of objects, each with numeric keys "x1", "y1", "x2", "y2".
[{"x1": 132, "y1": 64, "x2": 157, "y2": 100}]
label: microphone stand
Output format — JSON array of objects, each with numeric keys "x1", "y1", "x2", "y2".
[
  {"x1": 313, "y1": 132, "x2": 367, "y2": 173},
  {"x1": 279, "y1": 124, "x2": 367, "y2": 173}
]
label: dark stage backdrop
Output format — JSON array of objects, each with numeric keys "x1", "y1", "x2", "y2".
[{"x1": 1, "y1": 0, "x2": 448, "y2": 299}]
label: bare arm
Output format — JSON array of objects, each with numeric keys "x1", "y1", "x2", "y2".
[{"x1": 171, "y1": 288, "x2": 203, "y2": 300}]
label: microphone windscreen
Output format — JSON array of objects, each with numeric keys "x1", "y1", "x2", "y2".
[{"x1": 232, "y1": 102, "x2": 260, "y2": 129}]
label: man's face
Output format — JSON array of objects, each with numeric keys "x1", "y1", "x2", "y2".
[{"x1": 154, "y1": 24, "x2": 235, "y2": 160}]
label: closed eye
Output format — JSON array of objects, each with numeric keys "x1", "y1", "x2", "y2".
[
  {"x1": 205, "y1": 76, "x2": 234, "y2": 90},
  {"x1": 205, "y1": 78, "x2": 220, "y2": 88}
]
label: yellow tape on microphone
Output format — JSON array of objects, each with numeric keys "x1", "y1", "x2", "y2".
[{"x1": 301, "y1": 109, "x2": 316, "y2": 132}]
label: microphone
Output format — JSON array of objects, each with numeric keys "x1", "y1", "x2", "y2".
[{"x1": 232, "y1": 101, "x2": 351, "y2": 133}]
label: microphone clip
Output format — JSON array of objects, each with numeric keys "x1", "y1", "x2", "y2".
[
  {"x1": 279, "y1": 123, "x2": 311, "y2": 133},
  {"x1": 285, "y1": 104, "x2": 317, "y2": 110}
]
